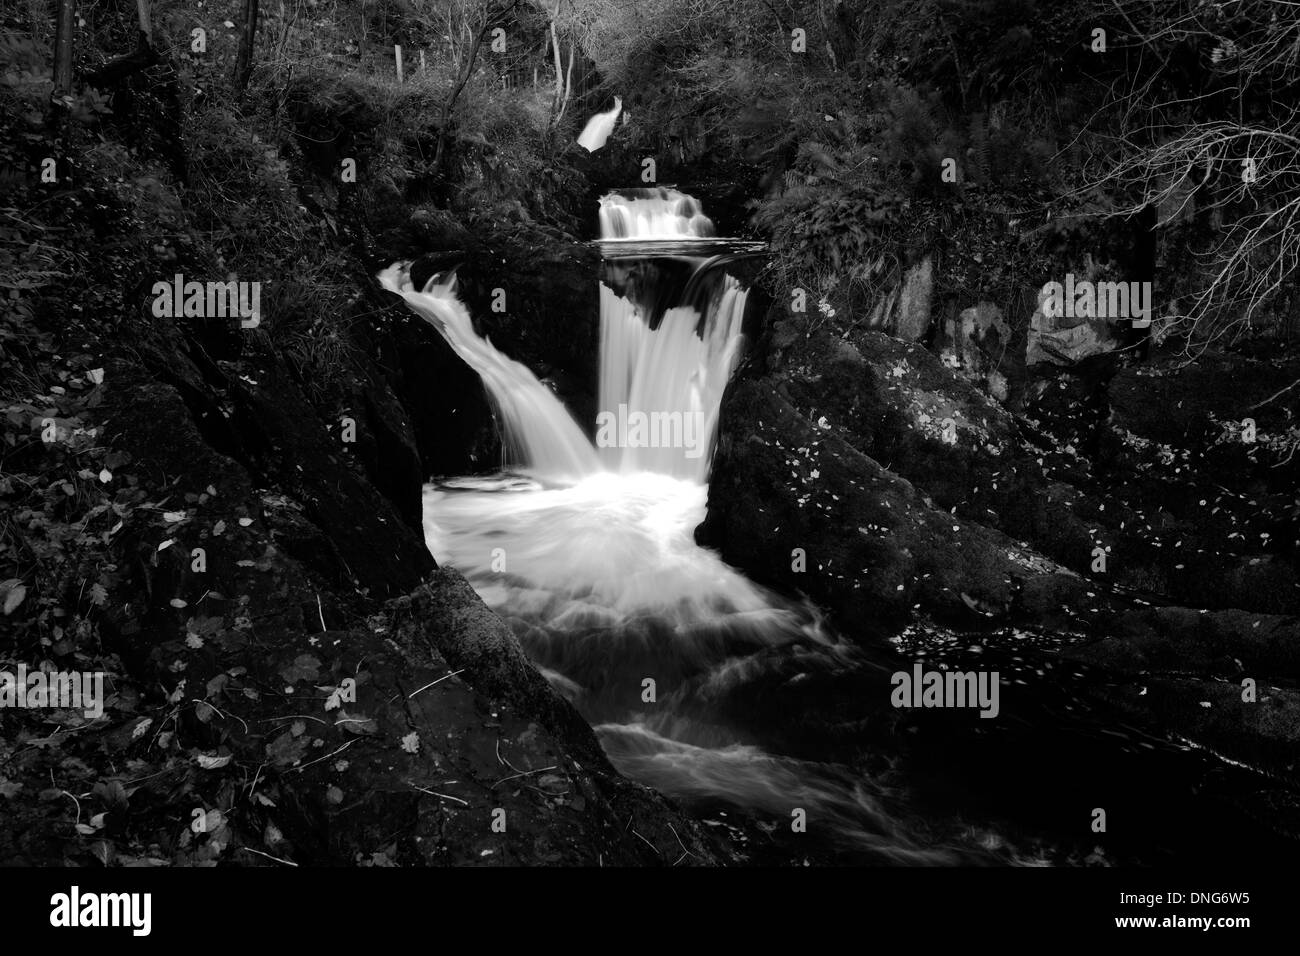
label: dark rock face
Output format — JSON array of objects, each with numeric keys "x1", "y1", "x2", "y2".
[
  {"x1": 743, "y1": 316, "x2": 1300, "y2": 617},
  {"x1": 698, "y1": 375, "x2": 1085, "y2": 636},
  {"x1": 126, "y1": 329, "x2": 433, "y2": 599},
  {"x1": 384, "y1": 311, "x2": 503, "y2": 480},
  {"x1": 1106, "y1": 351, "x2": 1300, "y2": 496},
  {"x1": 701, "y1": 308, "x2": 1300, "y2": 788}
]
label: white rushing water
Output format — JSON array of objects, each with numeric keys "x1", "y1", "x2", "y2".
[
  {"x1": 377, "y1": 264, "x2": 599, "y2": 480},
  {"x1": 381, "y1": 193, "x2": 982, "y2": 864},
  {"x1": 577, "y1": 96, "x2": 623, "y2": 152},
  {"x1": 597, "y1": 279, "x2": 747, "y2": 481},
  {"x1": 598, "y1": 187, "x2": 716, "y2": 240},
  {"x1": 380, "y1": 194, "x2": 780, "y2": 629}
]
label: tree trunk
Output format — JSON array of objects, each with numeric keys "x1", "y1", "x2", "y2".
[
  {"x1": 555, "y1": 38, "x2": 574, "y2": 122},
  {"x1": 233, "y1": 0, "x2": 259, "y2": 96},
  {"x1": 432, "y1": 25, "x2": 488, "y2": 175},
  {"x1": 136, "y1": 0, "x2": 152, "y2": 44},
  {"x1": 430, "y1": 0, "x2": 519, "y2": 175},
  {"x1": 550, "y1": 3, "x2": 564, "y2": 114},
  {"x1": 51, "y1": 0, "x2": 75, "y2": 102}
]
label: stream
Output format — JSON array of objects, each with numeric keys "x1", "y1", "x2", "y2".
[{"x1": 380, "y1": 188, "x2": 1280, "y2": 866}]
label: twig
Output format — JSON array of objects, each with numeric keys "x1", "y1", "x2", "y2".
[
  {"x1": 629, "y1": 827, "x2": 660, "y2": 857},
  {"x1": 258, "y1": 714, "x2": 330, "y2": 726},
  {"x1": 191, "y1": 698, "x2": 249, "y2": 734},
  {"x1": 1249, "y1": 377, "x2": 1300, "y2": 411},
  {"x1": 241, "y1": 846, "x2": 298, "y2": 867},
  {"x1": 407, "y1": 782, "x2": 470, "y2": 805},
  {"x1": 408, "y1": 668, "x2": 465, "y2": 698},
  {"x1": 491, "y1": 765, "x2": 556, "y2": 789},
  {"x1": 667, "y1": 822, "x2": 694, "y2": 864},
  {"x1": 287, "y1": 738, "x2": 355, "y2": 774},
  {"x1": 495, "y1": 736, "x2": 523, "y2": 774}
]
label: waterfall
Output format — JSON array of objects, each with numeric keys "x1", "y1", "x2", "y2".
[
  {"x1": 577, "y1": 96, "x2": 623, "y2": 152},
  {"x1": 376, "y1": 264, "x2": 600, "y2": 480},
  {"x1": 597, "y1": 187, "x2": 716, "y2": 240},
  {"x1": 380, "y1": 192, "x2": 745, "y2": 484},
  {"x1": 597, "y1": 277, "x2": 747, "y2": 481},
  {"x1": 383, "y1": 193, "x2": 1014, "y2": 865}
]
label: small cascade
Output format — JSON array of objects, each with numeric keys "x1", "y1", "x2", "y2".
[
  {"x1": 382, "y1": 190, "x2": 749, "y2": 483},
  {"x1": 596, "y1": 276, "x2": 747, "y2": 481},
  {"x1": 377, "y1": 264, "x2": 600, "y2": 480},
  {"x1": 598, "y1": 187, "x2": 716, "y2": 240}
]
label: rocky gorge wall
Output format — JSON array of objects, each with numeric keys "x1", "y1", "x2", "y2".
[{"x1": 697, "y1": 288, "x2": 1300, "y2": 837}]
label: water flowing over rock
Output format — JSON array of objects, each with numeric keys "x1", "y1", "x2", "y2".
[
  {"x1": 379, "y1": 264, "x2": 601, "y2": 481},
  {"x1": 577, "y1": 96, "x2": 623, "y2": 152},
  {"x1": 597, "y1": 187, "x2": 716, "y2": 240}
]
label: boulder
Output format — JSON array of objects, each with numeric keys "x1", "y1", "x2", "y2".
[
  {"x1": 1026, "y1": 285, "x2": 1121, "y2": 366},
  {"x1": 942, "y1": 302, "x2": 1012, "y2": 402},
  {"x1": 698, "y1": 376, "x2": 1084, "y2": 634},
  {"x1": 894, "y1": 255, "x2": 934, "y2": 342}
]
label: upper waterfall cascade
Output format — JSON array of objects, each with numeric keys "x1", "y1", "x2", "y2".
[
  {"x1": 598, "y1": 187, "x2": 717, "y2": 240},
  {"x1": 380, "y1": 190, "x2": 747, "y2": 484}
]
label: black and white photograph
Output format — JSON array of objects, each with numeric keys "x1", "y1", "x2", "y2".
[{"x1": 0, "y1": 0, "x2": 1295, "y2": 937}]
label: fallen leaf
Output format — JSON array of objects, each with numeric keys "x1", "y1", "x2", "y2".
[
  {"x1": 279, "y1": 654, "x2": 321, "y2": 684},
  {"x1": 1, "y1": 580, "x2": 27, "y2": 616},
  {"x1": 266, "y1": 731, "x2": 309, "y2": 768}
]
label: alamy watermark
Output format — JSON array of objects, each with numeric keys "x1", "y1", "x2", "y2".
[
  {"x1": 151, "y1": 274, "x2": 261, "y2": 328},
  {"x1": 595, "y1": 404, "x2": 707, "y2": 459},
  {"x1": 50, "y1": 886, "x2": 151, "y2": 936},
  {"x1": 1040, "y1": 275, "x2": 1152, "y2": 328},
  {"x1": 0, "y1": 664, "x2": 104, "y2": 719},
  {"x1": 890, "y1": 663, "x2": 1000, "y2": 718}
]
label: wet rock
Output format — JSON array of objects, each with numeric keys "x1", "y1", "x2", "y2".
[
  {"x1": 1106, "y1": 350, "x2": 1300, "y2": 493},
  {"x1": 1065, "y1": 607, "x2": 1300, "y2": 786},
  {"x1": 1070, "y1": 606, "x2": 1300, "y2": 680},
  {"x1": 767, "y1": 326, "x2": 1058, "y2": 553},
  {"x1": 698, "y1": 377, "x2": 1081, "y2": 634}
]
